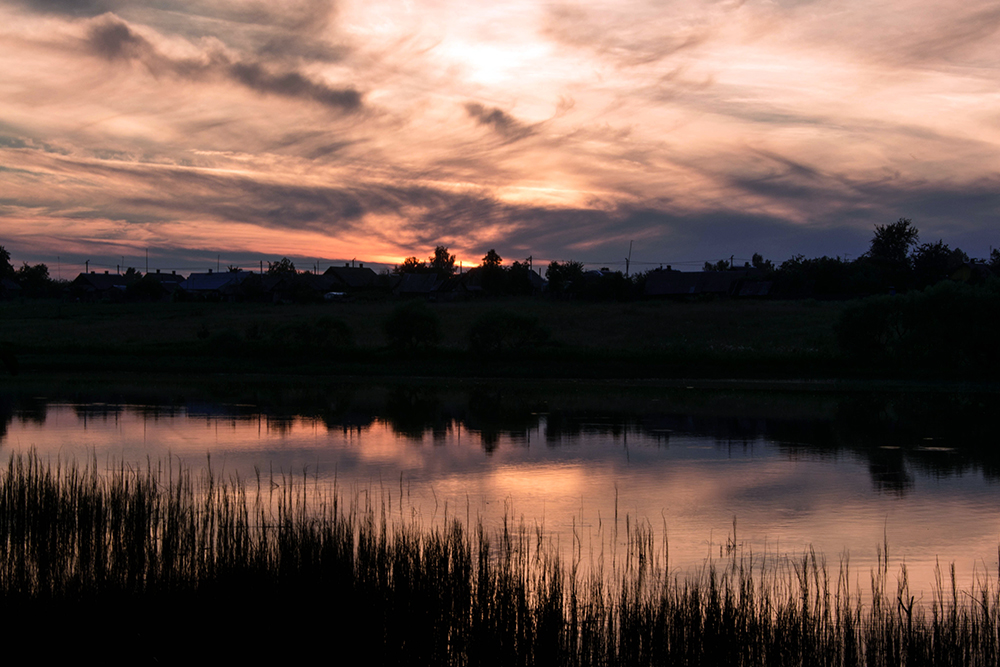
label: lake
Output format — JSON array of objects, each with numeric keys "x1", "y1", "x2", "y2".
[{"x1": 1, "y1": 377, "x2": 997, "y2": 596}]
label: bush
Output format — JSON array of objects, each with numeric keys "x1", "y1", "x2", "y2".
[
  {"x1": 468, "y1": 310, "x2": 549, "y2": 356},
  {"x1": 837, "y1": 279, "x2": 1000, "y2": 373},
  {"x1": 382, "y1": 301, "x2": 441, "y2": 351}
]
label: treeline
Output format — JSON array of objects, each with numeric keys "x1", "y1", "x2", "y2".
[
  {"x1": 0, "y1": 247, "x2": 60, "y2": 298},
  {"x1": 399, "y1": 219, "x2": 997, "y2": 301},
  {"x1": 761, "y1": 219, "x2": 998, "y2": 299},
  {"x1": 3, "y1": 218, "x2": 997, "y2": 303}
]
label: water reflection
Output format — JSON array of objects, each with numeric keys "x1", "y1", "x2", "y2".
[{"x1": 0, "y1": 379, "x2": 998, "y2": 595}]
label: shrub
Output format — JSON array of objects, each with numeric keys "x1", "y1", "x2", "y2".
[
  {"x1": 468, "y1": 310, "x2": 549, "y2": 356},
  {"x1": 837, "y1": 279, "x2": 1000, "y2": 373},
  {"x1": 382, "y1": 300, "x2": 441, "y2": 350}
]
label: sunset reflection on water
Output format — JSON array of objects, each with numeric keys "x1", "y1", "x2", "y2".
[{"x1": 3, "y1": 399, "x2": 998, "y2": 596}]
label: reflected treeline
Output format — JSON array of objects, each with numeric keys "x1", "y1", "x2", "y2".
[{"x1": 0, "y1": 380, "x2": 997, "y2": 490}]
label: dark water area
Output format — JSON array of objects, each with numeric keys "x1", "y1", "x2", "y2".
[{"x1": 1, "y1": 376, "x2": 998, "y2": 594}]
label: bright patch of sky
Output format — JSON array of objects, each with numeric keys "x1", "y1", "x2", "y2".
[{"x1": 1, "y1": 0, "x2": 998, "y2": 273}]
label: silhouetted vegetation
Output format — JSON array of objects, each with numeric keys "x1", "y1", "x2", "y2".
[
  {"x1": 3, "y1": 452, "x2": 999, "y2": 664},
  {"x1": 266, "y1": 256, "x2": 296, "y2": 274},
  {"x1": 383, "y1": 300, "x2": 442, "y2": 351},
  {"x1": 0, "y1": 218, "x2": 996, "y2": 379},
  {"x1": 468, "y1": 309, "x2": 550, "y2": 356},
  {"x1": 837, "y1": 280, "x2": 1000, "y2": 375},
  {"x1": 0, "y1": 246, "x2": 14, "y2": 279}
]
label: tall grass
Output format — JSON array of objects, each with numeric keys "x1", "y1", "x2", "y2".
[{"x1": 0, "y1": 452, "x2": 996, "y2": 665}]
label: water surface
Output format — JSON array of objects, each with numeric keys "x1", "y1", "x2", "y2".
[{"x1": 2, "y1": 380, "x2": 997, "y2": 595}]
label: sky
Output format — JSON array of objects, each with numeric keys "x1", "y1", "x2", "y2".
[{"x1": 1, "y1": 0, "x2": 999, "y2": 276}]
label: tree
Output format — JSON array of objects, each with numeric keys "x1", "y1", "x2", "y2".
[
  {"x1": 911, "y1": 240, "x2": 967, "y2": 289},
  {"x1": 507, "y1": 260, "x2": 536, "y2": 296},
  {"x1": 0, "y1": 245, "x2": 13, "y2": 279},
  {"x1": 15, "y1": 262, "x2": 52, "y2": 297},
  {"x1": 478, "y1": 249, "x2": 506, "y2": 293},
  {"x1": 703, "y1": 260, "x2": 730, "y2": 272},
  {"x1": 545, "y1": 260, "x2": 584, "y2": 295},
  {"x1": 481, "y1": 249, "x2": 502, "y2": 268},
  {"x1": 267, "y1": 257, "x2": 296, "y2": 275},
  {"x1": 393, "y1": 256, "x2": 427, "y2": 274},
  {"x1": 752, "y1": 253, "x2": 775, "y2": 273},
  {"x1": 429, "y1": 246, "x2": 456, "y2": 275},
  {"x1": 869, "y1": 218, "x2": 919, "y2": 266}
]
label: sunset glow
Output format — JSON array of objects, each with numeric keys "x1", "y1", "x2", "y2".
[{"x1": 2, "y1": 0, "x2": 998, "y2": 273}]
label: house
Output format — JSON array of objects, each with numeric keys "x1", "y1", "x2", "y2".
[
  {"x1": 644, "y1": 268, "x2": 766, "y2": 298},
  {"x1": 178, "y1": 270, "x2": 254, "y2": 301},
  {"x1": 0, "y1": 278, "x2": 21, "y2": 300},
  {"x1": 324, "y1": 265, "x2": 379, "y2": 291},
  {"x1": 394, "y1": 273, "x2": 445, "y2": 298},
  {"x1": 69, "y1": 271, "x2": 133, "y2": 301}
]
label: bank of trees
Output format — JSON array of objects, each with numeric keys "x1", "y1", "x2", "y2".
[
  {"x1": 3, "y1": 217, "x2": 997, "y2": 305},
  {"x1": 0, "y1": 245, "x2": 62, "y2": 298}
]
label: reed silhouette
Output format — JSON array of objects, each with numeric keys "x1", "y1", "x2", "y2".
[{"x1": 1, "y1": 452, "x2": 997, "y2": 665}]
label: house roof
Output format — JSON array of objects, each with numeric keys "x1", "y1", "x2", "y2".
[
  {"x1": 180, "y1": 271, "x2": 253, "y2": 292},
  {"x1": 324, "y1": 266, "x2": 379, "y2": 289},
  {"x1": 396, "y1": 273, "x2": 444, "y2": 294},
  {"x1": 72, "y1": 272, "x2": 130, "y2": 291},
  {"x1": 645, "y1": 269, "x2": 756, "y2": 297},
  {"x1": 143, "y1": 271, "x2": 186, "y2": 284}
]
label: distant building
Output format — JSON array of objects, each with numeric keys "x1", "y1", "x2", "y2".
[
  {"x1": 394, "y1": 273, "x2": 445, "y2": 297},
  {"x1": 0, "y1": 278, "x2": 21, "y2": 300},
  {"x1": 179, "y1": 270, "x2": 254, "y2": 301},
  {"x1": 324, "y1": 265, "x2": 379, "y2": 290},
  {"x1": 644, "y1": 268, "x2": 768, "y2": 298},
  {"x1": 70, "y1": 271, "x2": 132, "y2": 301}
]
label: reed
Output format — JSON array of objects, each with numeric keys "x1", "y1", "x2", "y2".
[{"x1": 0, "y1": 451, "x2": 996, "y2": 665}]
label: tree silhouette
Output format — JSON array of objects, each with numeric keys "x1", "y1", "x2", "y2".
[
  {"x1": 15, "y1": 262, "x2": 52, "y2": 297},
  {"x1": 267, "y1": 257, "x2": 296, "y2": 275},
  {"x1": 393, "y1": 256, "x2": 427, "y2": 274},
  {"x1": 429, "y1": 246, "x2": 456, "y2": 275},
  {"x1": 0, "y1": 246, "x2": 13, "y2": 279},
  {"x1": 545, "y1": 260, "x2": 584, "y2": 295},
  {"x1": 911, "y1": 240, "x2": 967, "y2": 289},
  {"x1": 481, "y1": 249, "x2": 502, "y2": 268},
  {"x1": 868, "y1": 218, "x2": 919, "y2": 266}
]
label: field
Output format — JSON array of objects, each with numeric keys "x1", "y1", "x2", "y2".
[{"x1": 0, "y1": 297, "x2": 847, "y2": 379}]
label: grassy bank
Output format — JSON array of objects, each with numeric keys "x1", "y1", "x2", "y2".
[
  {"x1": 0, "y1": 298, "x2": 847, "y2": 379},
  {"x1": 2, "y1": 453, "x2": 996, "y2": 665}
]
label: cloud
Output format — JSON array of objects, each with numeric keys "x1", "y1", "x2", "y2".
[
  {"x1": 228, "y1": 61, "x2": 361, "y2": 110},
  {"x1": 464, "y1": 103, "x2": 534, "y2": 142},
  {"x1": 87, "y1": 14, "x2": 156, "y2": 61},
  {"x1": 3, "y1": 0, "x2": 1000, "y2": 272},
  {"x1": 85, "y1": 14, "x2": 362, "y2": 111},
  {"x1": 542, "y1": 2, "x2": 714, "y2": 68}
]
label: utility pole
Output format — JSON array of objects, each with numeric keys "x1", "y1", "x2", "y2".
[{"x1": 625, "y1": 242, "x2": 633, "y2": 277}]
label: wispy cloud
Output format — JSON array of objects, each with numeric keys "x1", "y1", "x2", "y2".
[
  {"x1": 85, "y1": 15, "x2": 362, "y2": 112},
  {"x1": 464, "y1": 103, "x2": 535, "y2": 142},
  {"x1": 1, "y1": 0, "x2": 998, "y2": 271}
]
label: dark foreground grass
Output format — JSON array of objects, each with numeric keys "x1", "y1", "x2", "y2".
[{"x1": 1, "y1": 453, "x2": 996, "y2": 665}]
